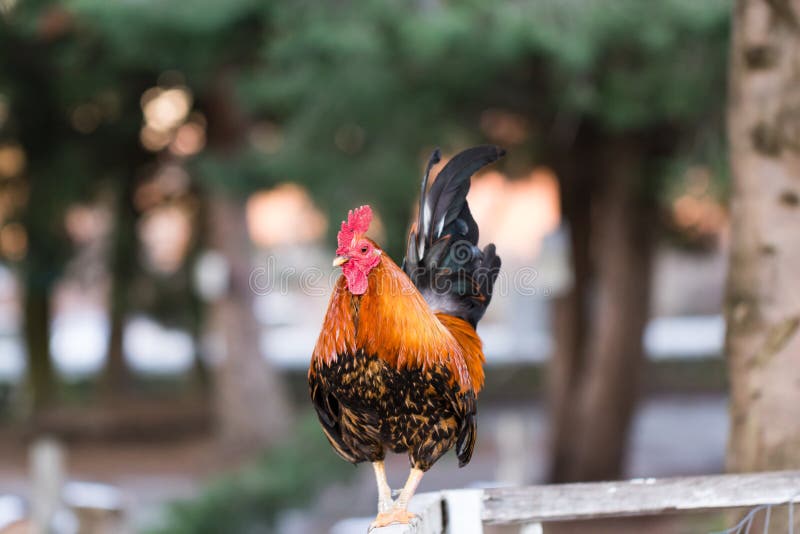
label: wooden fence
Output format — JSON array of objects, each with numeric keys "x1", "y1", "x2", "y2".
[{"x1": 368, "y1": 470, "x2": 800, "y2": 534}]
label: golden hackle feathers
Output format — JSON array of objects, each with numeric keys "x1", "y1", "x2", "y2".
[{"x1": 311, "y1": 252, "x2": 485, "y2": 393}]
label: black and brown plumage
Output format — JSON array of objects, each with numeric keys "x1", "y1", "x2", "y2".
[{"x1": 309, "y1": 146, "x2": 504, "y2": 528}]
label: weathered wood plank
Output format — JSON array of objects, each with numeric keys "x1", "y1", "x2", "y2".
[
  {"x1": 482, "y1": 471, "x2": 800, "y2": 524},
  {"x1": 443, "y1": 489, "x2": 484, "y2": 534}
]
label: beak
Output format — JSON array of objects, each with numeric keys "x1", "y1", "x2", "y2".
[{"x1": 332, "y1": 256, "x2": 349, "y2": 267}]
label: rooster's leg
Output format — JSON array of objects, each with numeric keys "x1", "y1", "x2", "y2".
[
  {"x1": 394, "y1": 467, "x2": 424, "y2": 511},
  {"x1": 369, "y1": 468, "x2": 423, "y2": 529},
  {"x1": 372, "y1": 461, "x2": 393, "y2": 513}
]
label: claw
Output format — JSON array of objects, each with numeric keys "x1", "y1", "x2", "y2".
[{"x1": 368, "y1": 509, "x2": 418, "y2": 530}]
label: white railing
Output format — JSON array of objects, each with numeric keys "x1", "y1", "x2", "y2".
[{"x1": 364, "y1": 470, "x2": 800, "y2": 534}]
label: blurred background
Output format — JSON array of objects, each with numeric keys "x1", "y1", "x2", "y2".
[{"x1": 0, "y1": 0, "x2": 740, "y2": 533}]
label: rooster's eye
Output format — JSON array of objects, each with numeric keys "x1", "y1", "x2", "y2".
[{"x1": 360, "y1": 245, "x2": 368, "y2": 254}]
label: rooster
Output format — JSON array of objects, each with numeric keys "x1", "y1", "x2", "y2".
[{"x1": 309, "y1": 146, "x2": 504, "y2": 528}]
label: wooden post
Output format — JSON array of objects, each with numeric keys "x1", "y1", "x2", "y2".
[
  {"x1": 29, "y1": 437, "x2": 65, "y2": 534},
  {"x1": 443, "y1": 489, "x2": 484, "y2": 534}
]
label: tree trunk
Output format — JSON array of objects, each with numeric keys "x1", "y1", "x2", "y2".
[
  {"x1": 207, "y1": 194, "x2": 292, "y2": 458},
  {"x1": 547, "y1": 138, "x2": 595, "y2": 483},
  {"x1": 20, "y1": 177, "x2": 65, "y2": 417},
  {"x1": 102, "y1": 178, "x2": 138, "y2": 397},
  {"x1": 570, "y1": 140, "x2": 653, "y2": 481},
  {"x1": 188, "y1": 188, "x2": 211, "y2": 394},
  {"x1": 726, "y1": 0, "x2": 800, "y2": 530},
  {"x1": 200, "y1": 70, "x2": 292, "y2": 457},
  {"x1": 23, "y1": 281, "x2": 55, "y2": 414},
  {"x1": 548, "y1": 137, "x2": 654, "y2": 482}
]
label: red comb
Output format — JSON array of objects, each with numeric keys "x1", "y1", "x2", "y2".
[{"x1": 336, "y1": 205, "x2": 372, "y2": 254}]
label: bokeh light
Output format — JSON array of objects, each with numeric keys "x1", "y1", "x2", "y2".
[
  {"x1": 246, "y1": 184, "x2": 327, "y2": 247},
  {"x1": 0, "y1": 222, "x2": 27, "y2": 261},
  {"x1": 0, "y1": 144, "x2": 25, "y2": 179},
  {"x1": 139, "y1": 85, "x2": 195, "y2": 153}
]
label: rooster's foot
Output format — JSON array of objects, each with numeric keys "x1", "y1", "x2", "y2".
[
  {"x1": 377, "y1": 496, "x2": 394, "y2": 514},
  {"x1": 368, "y1": 509, "x2": 418, "y2": 530}
]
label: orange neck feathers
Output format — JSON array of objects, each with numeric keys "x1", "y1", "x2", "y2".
[
  {"x1": 311, "y1": 254, "x2": 484, "y2": 392},
  {"x1": 435, "y1": 313, "x2": 485, "y2": 391}
]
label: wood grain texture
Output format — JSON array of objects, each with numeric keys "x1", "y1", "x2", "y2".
[{"x1": 482, "y1": 471, "x2": 800, "y2": 524}]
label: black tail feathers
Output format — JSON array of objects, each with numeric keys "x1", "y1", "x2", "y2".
[{"x1": 402, "y1": 145, "x2": 504, "y2": 327}]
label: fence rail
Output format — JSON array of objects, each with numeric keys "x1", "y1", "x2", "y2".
[{"x1": 367, "y1": 470, "x2": 800, "y2": 534}]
